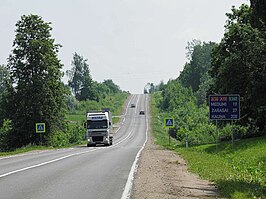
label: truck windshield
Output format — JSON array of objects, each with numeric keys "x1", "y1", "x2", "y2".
[{"x1": 87, "y1": 120, "x2": 108, "y2": 129}]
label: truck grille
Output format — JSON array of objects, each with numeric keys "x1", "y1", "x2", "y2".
[{"x1": 92, "y1": 136, "x2": 103, "y2": 142}]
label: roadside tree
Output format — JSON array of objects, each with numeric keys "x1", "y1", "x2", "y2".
[
  {"x1": 102, "y1": 79, "x2": 121, "y2": 93},
  {"x1": 6, "y1": 14, "x2": 66, "y2": 148},
  {"x1": 0, "y1": 65, "x2": 9, "y2": 95},
  {"x1": 0, "y1": 65, "x2": 11, "y2": 128},
  {"x1": 67, "y1": 53, "x2": 96, "y2": 101},
  {"x1": 178, "y1": 40, "x2": 215, "y2": 104}
]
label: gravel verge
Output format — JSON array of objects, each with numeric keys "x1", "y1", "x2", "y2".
[{"x1": 131, "y1": 130, "x2": 219, "y2": 199}]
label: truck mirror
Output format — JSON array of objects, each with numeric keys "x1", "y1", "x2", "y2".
[
  {"x1": 109, "y1": 122, "x2": 112, "y2": 126},
  {"x1": 83, "y1": 122, "x2": 87, "y2": 129}
]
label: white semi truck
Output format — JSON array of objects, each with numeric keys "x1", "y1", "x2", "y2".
[{"x1": 85, "y1": 109, "x2": 113, "y2": 147}]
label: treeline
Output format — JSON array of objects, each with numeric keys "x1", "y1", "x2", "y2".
[
  {"x1": 210, "y1": 3, "x2": 266, "y2": 132},
  {"x1": 66, "y1": 52, "x2": 123, "y2": 102},
  {"x1": 0, "y1": 14, "x2": 126, "y2": 151},
  {"x1": 151, "y1": 2, "x2": 265, "y2": 144},
  {"x1": 65, "y1": 52, "x2": 127, "y2": 113}
]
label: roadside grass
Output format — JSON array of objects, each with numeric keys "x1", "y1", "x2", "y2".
[
  {"x1": 177, "y1": 137, "x2": 266, "y2": 199},
  {"x1": 65, "y1": 93, "x2": 129, "y2": 125},
  {"x1": 65, "y1": 114, "x2": 84, "y2": 123},
  {"x1": 0, "y1": 142, "x2": 90, "y2": 157},
  {"x1": 0, "y1": 145, "x2": 52, "y2": 157},
  {"x1": 150, "y1": 96, "x2": 266, "y2": 199}
]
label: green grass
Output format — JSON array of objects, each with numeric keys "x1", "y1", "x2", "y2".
[
  {"x1": 177, "y1": 137, "x2": 266, "y2": 199},
  {"x1": 0, "y1": 145, "x2": 52, "y2": 157},
  {"x1": 65, "y1": 114, "x2": 85, "y2": 123},
  {"x1": 0, "y1": 141, "x2": 90, "y2": 157},
  {"x1": 66, "y1": 93, "x2": 129, "y2": 124},
  {"x1": 150, "y1": 95, "x2": 266, "y2": 199}
]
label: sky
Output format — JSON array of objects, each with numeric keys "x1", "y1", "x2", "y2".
[{"x1": 0, "y1": 0, "x2": 249, "y2": 94}]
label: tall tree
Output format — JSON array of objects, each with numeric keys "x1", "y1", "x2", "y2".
[
  {"x1": 0, "y1": 65, "x2": 10, "y2": 126},
  {"x1": 102, "y1": 79, "x2": 121, "y2": 93},
  {"x1": 0, "y1": 65, "x2": 9, "y2": 95},
  {"x1": 250, "y1": 0, "x2": 266, "y2": 130},
  {"x1": 178, "y1": 41, "x2": 215, "y2": 96},
  {"x1": 67, "y1": 53, "x2": 96, "y2": 101},
  {"x1": 155, "y1": 80, "x2": 166, "y2": 92},
  {"x1": 250, "y1": 0, "x2": 266, "y2": 26},
  {"x1": 6, "y1": 14, "x2": 66, "y2": 148},
  {"x1": 160, "y1": 79, "x2": 195, "y2": 112}
]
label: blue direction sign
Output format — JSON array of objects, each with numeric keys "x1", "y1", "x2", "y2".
[
  {"x1": 164, "y1": 118, "x2": 174, "y2": 128},
  {"x1": 36, "y1": 123, "x2": 46, "y2": 133},
  {"x1": 209, "y1": 95, "x2": 240, "y2": 120}
]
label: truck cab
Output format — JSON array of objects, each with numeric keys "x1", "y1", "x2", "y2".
[{"x1": 85, "y1": 110, "x2": 113, "y2": 147}]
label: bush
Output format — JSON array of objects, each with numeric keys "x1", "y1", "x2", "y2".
[
  {"x1": 48, "y1": 129, "x2": 70, "y2": 147},
  {"x1": 0, "y1": 119, "x2": 12, "y2": 151},
  {"x1": 154, "y1": 80, "x2": 250, "y2": 146},
  {"x1": 48, "y1": 122, "x2": 85, "y2": 147},
  {"x1": 67, "y1": 123, "x2": 85, "y2": 144},
  {"x1": 65, "y1": 94, "x2": 78, "y2": 113},
  {"x1": 219, "y1": 124, "x2": 248, "y2": 141}
]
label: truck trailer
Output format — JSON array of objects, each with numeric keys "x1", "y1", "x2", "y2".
[{"x1": 85, "y1": 110, "x2": 113, "y2": 147}]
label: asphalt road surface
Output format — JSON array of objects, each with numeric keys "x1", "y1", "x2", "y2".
[{"x1": 0, "y1": 94, "x2": 148, "y2": 199}]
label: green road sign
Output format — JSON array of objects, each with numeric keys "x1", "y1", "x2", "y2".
[
  {"x1": 36, "y1": 123, "x2": 46, "y2": 133},
  {"x1": 164, "y1": 118, "x2": 174, "y2": 128}
]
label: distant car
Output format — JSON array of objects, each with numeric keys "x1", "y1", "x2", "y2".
[
  {"x1": 130, "y1": 104, "x2": 136, "y2": 108},
  {"x1": 139, "y1": 110, "x2": 145, "y2": 115}
]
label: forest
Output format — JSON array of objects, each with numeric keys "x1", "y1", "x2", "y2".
[{"x1": 149, "y1": 1, "x2": 265, "y2": 145}]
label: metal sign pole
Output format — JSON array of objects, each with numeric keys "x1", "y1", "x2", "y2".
[
  {"x1": 164, "y1": 118, "x2": 174, "y2": 146},
  {"x1": 36, "y1": 123, "x2": 46, "y2": 145},
  {"x1": 168, "y1": 129, "x2": 170, "y2": 145},
  {"x1": 40, "y1": 134, "x2": 42, "y2": 145},
  {"x1": 186, "y1": 133, "x2": 188, "y2": 148},
  {"x1": 232, "y1": 120, "x2": 234, "y2": 151},
  {"x1": 216, "y1": 120, "x2": 218, "y2": 152}
]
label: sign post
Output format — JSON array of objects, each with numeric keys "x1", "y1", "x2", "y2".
[
  {"x1": 36, "y1": 123, "x2": 46, "y2": 144},
  {"x1": 209, "y1": 95, "x2": 240, "y2": 151},
  {"x1": 164, "y1": 118, "x2": 174, "y2": 145},
  {"x1": 185, "y1": 133, "x2": 188, "y2": 149}
]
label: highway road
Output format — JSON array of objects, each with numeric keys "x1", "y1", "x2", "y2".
[{"x1": 0, "y1": 94, "x2": 149, "y2": 199}]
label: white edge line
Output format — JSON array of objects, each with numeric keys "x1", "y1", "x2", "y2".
[
  {"x1": 0, "y1": 126, "x2": 135, "y2": 179},
  {"x1": 0, "y1": 94, "x2": 136, "y2": 179},
  {"x1": 0, "y1": 95, "x2": 133, "y2": 162},
  {"x1": 0, "y1": 128, "x2": 134, "y2": 179},
  {"x1": 121, "y1": 95, "x2": 149, "y2": 199},
  {"x1": 0, "y1": 149, "x2": 96, "y2": 178}
]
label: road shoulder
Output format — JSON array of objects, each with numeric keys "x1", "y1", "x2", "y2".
[{"x1": 131, "y1": 132, "x2": 219, "y2": 199}]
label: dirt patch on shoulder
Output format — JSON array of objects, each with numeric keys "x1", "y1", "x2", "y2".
[{"x1": 131, "y1": 134, "x2": 219, "y2": 199}]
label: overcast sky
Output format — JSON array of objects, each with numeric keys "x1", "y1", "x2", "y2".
[{"x1": 0, "y1": 0, "x2": 249, "y2": 94}]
